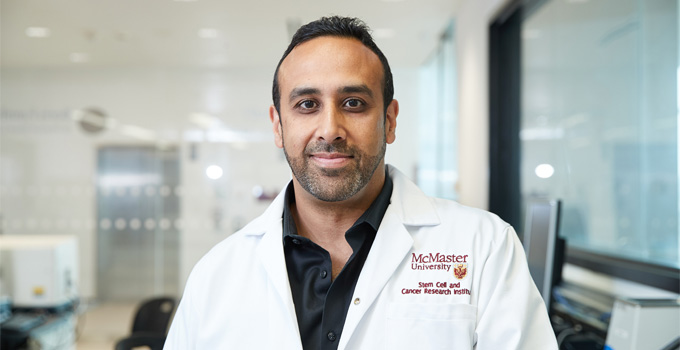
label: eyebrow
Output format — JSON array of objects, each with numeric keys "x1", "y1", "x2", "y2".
[
  {"x1": 340, "y1": 85, "x2": 373, "y2": 98},
  {"x1": 288, "y1": 87, "x2": 320, "y2": 103}
]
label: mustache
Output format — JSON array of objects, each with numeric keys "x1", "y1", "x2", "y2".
[{"x1": 304, "y1": 141, "x2": 355, "y2": 155}]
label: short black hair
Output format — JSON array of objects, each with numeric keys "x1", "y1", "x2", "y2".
[{"x1": 272, "y1": 16, "x2": 394, "y2": 115}]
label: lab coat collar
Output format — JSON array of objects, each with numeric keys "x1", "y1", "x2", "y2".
[{"x1": 385, "y1": 164, "x2": 440, "y2": 226}]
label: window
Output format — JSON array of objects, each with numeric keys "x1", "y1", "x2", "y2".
[{"x1": 520, "y1": 0, "x2": 678, "y2": 270}]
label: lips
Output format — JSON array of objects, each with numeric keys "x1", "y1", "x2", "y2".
[
  {"x1": 309, "y1": 152, "x2": 353, "y2": 167},
  {"x1": 311, "y1": 152, "x2": 351, "y2": 159}
]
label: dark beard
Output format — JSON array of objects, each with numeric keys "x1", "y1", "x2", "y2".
[{"x1": 283, "y1": 138, "x2": 385, "y2": 202}]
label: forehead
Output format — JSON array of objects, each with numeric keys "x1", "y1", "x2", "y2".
[{"x1": 278, "y1": 36, "x2": 383, "y2": 96}]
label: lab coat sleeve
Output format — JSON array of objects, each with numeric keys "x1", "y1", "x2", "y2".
[{"x1": 473, "y1": 226, "x2": 558, "y2": 349}]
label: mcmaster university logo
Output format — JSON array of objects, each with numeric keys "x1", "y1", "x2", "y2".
[
  {"x1": 404, "y1": 253, "x2": 472, "y2": 296},
  {"x1": 453, "y1": 263, "x2": 467, "y2": 280}
]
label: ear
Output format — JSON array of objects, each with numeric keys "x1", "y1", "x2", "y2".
[
  {"x1": 269, "y1": 105, "x2": 284, "y2": 149},
  {"x1": 385, "y1": 99, "x2": 399, "y2": 144}
]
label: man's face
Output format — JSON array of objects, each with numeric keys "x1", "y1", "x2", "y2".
[{"x1": 270, "y1": 36, "x2": 398, "y2": 202}]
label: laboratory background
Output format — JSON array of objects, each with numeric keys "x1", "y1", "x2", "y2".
[{"x1": 0, "y1": 0, "x2": 678, "y2": 349}]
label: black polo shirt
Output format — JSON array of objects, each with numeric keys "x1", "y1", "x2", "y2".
[{"x1": 282, "y1": 171, "x2": 393, "y2": 350}]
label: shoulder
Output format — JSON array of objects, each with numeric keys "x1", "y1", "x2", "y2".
[
  {"x1": 423, "y1": 197, "x2": 514, "y2": 247},
  {"x1": 398, "y1": 197, "x2": 516, "y2": 255},
  {"x1": 432, "y1": 198, "x2": 510, "y2": 232}
]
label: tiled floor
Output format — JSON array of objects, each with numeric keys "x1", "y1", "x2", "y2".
[{"x1": 75, "y1": 302, "x2": 137, "y2": 350}]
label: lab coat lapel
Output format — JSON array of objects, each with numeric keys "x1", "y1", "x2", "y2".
[
  {"x1": 338, "y1": 209, "x2": 414, "y2": 350},
  {"x1": 256, "y1": 210, "x2": 303, "y2": 349}
]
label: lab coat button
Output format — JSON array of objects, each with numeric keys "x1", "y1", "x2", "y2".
[
  {"x1": 327, "y1": 331, "x2": 337, "y2": 342},
  {"x1": 320, "y1": 270, "x2": 328, "y2": 278},
  {"x1": 353, "y1": 298, "x2": 360, "y2": 305}
]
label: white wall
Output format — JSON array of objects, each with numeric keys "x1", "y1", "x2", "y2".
[{"x1": 455, "y1": 0, "x2": 511, "y2": 210}]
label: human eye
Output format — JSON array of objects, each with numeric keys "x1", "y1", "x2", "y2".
[
  {"x1": 295, "y1": 99, "x2": 319, "y2": 113},
  {"x1": 343, "y1": 98, "x2": 365, "y2": 110}
]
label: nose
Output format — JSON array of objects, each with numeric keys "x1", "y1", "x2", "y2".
[{"x1": 317, "y1": 106, "x2": 346, "y2": 142}]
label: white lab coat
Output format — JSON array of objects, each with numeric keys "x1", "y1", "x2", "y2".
[{"x1": 165, "y1": 165, "x2": 558, "y2": 349}]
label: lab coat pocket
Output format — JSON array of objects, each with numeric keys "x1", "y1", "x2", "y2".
[{"x1": 385, "y1": 303, "x2": 477, "y2": 349}]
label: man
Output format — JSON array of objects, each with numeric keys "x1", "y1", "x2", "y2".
[{"x1": 165, "y1": 16, "x2": 557, "y2": 349}]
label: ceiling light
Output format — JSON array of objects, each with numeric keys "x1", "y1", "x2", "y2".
[
  {"x1": 198, "y1": 28, "x2": 219, "y2": 39},
  {"x1": 535, "y1": 164, "x2": 555, "y2": 179},
  {"x1": 206, "y1": 165, "x2": 223, "y2": 180},
  {"x1": 26, "y1": 27, "x2": 51, "y2": 38},
  {"x1": 70, "y1": 52, "x2": 90, "y2": 63}
]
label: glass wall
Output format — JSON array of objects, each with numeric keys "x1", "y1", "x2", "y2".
[{"x1": 521, "y1": 0, "x2": 679, "y2": 268}]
